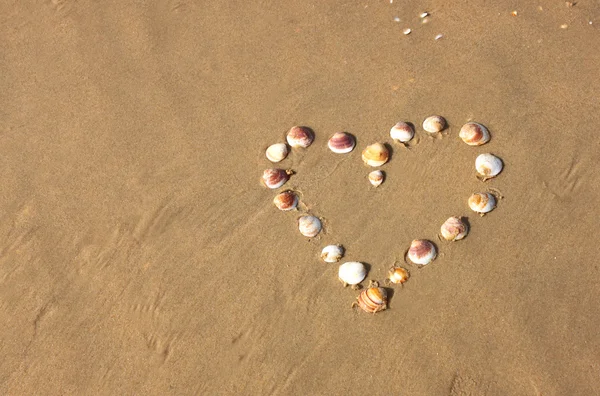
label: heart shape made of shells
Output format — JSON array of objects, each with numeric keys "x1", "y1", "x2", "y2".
[{"x1": 261, "y1": 118, "x2": 503, "y2": 314}]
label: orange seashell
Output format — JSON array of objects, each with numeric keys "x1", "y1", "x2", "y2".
[
  {"x1": 273, "y1": 190, "x2": 298, "y2": 211},
  {"x1": 459, "y1": 122, "x2": 490, "y2": 146},
  {"x1": 362, "y1": 143, "x2": 389, "y2": 167},
  {"x1": 356, "y1": 284, "x2": 388, "y2": 313},
  {"x1": 387, "y1": 267, "x2": 410, "y2": 284}
]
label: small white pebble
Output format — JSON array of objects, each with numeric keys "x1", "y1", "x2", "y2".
[
  {"x1": 393, "y1": 16, "x2": 400, "y2": 22},
  {"x1": 403, "y1": 28, "x2": 412, "y2": 35},
  {"x1": 419, "y1": 12, "x2": 429, "y2": 18},
  {"x1": 560, "y1": 23, "x2": 568, "y2": 29},
  {"x1": 589, "y1": 21, "x2": 593, "y2": 25},
  {"x1": 435, "y1": 33, "x2": 443, "y2": 40}
]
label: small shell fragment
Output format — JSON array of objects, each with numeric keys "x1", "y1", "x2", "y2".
[
  {"x1": 273, "y1": 191, "x2": 298, "y2": 211},
  {"x1": 265, "y1": 143, "x2": 289, "y2": 163},
  {"x1": 328, "y1": 132, "x2": 356, "y2": 154},
  {"x1": 407, "y1": 239, "x2": 437, "y2": 265},
  {"x1": 475, "y1": 153, "x2": 503, "y2": 180},
  {"x1": 368, "y1": 170, "x2": 384, "y2": 187},
  {"x1": 390, "y1": 121, "x2": 415, "y2": 143},
  {"x1": 356, "y1": 282, "x2": 387, "y2": 313},
  {"x1": 362, "y1": 143, "x2": 389, "y2": 167},
  {"x1": 468, "y1": 192, "x2": 496, "y2": 214},
  {"x1": 422, "y1": 115, "x2": 446, "y2": 133},
  {"x1": 511, "y1": 10, "x2": 518, "y2": 16},
  {"x1": 459, "y1": 122, "x2": 490, "y2": 146},
  {"x1": 434, "y1": 34, "x2": 443, "y2": 41},
  {"x1": 419, "y1": 11, "x2": 429, "y2": 18},
  {"x1": 262, "y1": 169, "x2": 291, "y2": 189},
  {"x1": 440, "y1": 216, "x2": 469, "y2": 241},
  {"x1": 387, "y1": 267, "x2": 410, "y2": 284},
  {"x1": 403, "y1": 28, "x2": 412, "y2": 35},
  {"x1": 286, "y1": 126, "x2": 314, "y2": 148},
  {"x1": 321, "y1": 245, "x2": 344, "y2": 263},
  {"x1": 338, "y1": 262, "x2": 367, "y2": 287},
  {"x1": 298, "y1": 215, "x2": 322, "y2": 237}
]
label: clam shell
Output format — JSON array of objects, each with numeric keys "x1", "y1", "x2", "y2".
[
  {"x1": 338, "y1": 261, "x2": 367, "y2": 286},
  {"x1": 286, "y1": 126, "x2": 314, "y2": 148},
  {"x1": 407, "y1": 239, "x2": 437, "y2": 265},
  {"x1": 328, "y1": 132, "x2": 355, "y2": 154},
  {"x1": 321, "y1": 245, "x2": 344, "y2": 263},
  {"x1": 357, "y1": 286, "x2": 387, "y2": 313},
  {"x1": 265, "y1": 143, "x2": 289, "y2": 162},
  {"x1": 298, "y1": 215, "x2": 322, "y2": 237},
  {"x1": 388, "y1": 267, "x2": 410, "y2": 284},
  {"x1": 362, "y1": 143, "x2": 389, "y2": 167},
  {"x1": 390, "y1": 122, "x2": 415, "y2": 143},
  {"x1": 459, "y1": 122, "x2": 490, "y2": 146},
  {"x1": 440, "y1": 216, "x2": 468, "y2": 241},
  {"x1": 368, "y1": 170, "x2": 384, "y2": 187},
  {"x1": 262, "y1": 168, "x2": 290, "y2": 189},
  {"x1": 468, "y1": 192, "x2": 496, "y2": 214},
  {"x1": 273, "y1": 191, "x2": 298, "y2": 211},
  {"x1": 476, "y1": 153, "x2": 503, "y2": 179},
  {"x1": 422, "y1": 115, "x2": 446, "y2": 133}
]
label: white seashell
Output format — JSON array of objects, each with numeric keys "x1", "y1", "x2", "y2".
[
  {"x1": 440, "y1": 216, "x2": 468, "y2": 241},
  {"x1": 403, "y1": 28, "x2": 412, "y2": 35},
  {"x1": 368, "y1": 170, "x2": 384, "y2": 187},
  {"x1": 434, "y1": 34, "x2": 443, "y2": 41},
  {"x1": 265, "y1": 143, "x2": 289, "y2": 163},
  {"x1": 476, "y1": 153, "x2": 503, "y2": 180},
  {"x1": 338, "y1": 261, "x2": 367, "y2": 287},
  {"x1": 327, "y1": 132, "x2": 356, "y2": 154},
  {"x1": 459, "y1": 122, "x2": 490, "y2": 146},
  {"x1": 362, "y1": 143, "x2": 389, "y2": 167},
  {"x1": 422, "y1": 115, "x2": 447, "y2": 133},
  {"x1": 420, "y1": 11, "x2": 429, "y2": 18},
  {"x1": 273, "y1": 191, "x2": 298, "y2": 211},
  {"x1": 321, "y1": 245, "x2": 344, "y2": 263},
  {"x1": 298, "y1": 215, "x2": 322, "y2": 237},
  {"x1": 407, "y1": 239, "x2": 437, "y2": 265},
  {"x1": 286, "y1": 126, "x2": 314, "y2": 148},
  {"x1": 390, "y1": 121, "x2": 415, "y2": 143},
  {"x1": 262, "y1": 168, "x2": 292, "y2": 189},
  {"x1": 387, "y1": 267, "x2": 410, "y2": 284},
  {"x1": 468, "y1": 192, "x2": 496, "y2": 214}
]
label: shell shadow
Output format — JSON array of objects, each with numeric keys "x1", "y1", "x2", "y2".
[
  {"x1": 384, "y1": 287, "x2": 395, "y2": 310},
  {"x1": 384, "y1": 142, "x2": 394, "y2": 163}
]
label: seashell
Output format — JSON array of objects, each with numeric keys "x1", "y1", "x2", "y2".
[
  {"x1": 338, "y1": 261, "x2": 367, "y2": 287},
  {"x1": 407, "y1": 239, "x2": 437, "y2": 265},
  {"x1": 390, "y1": 122, "x2": 415, "y2": 143},
  {"x1": 368, "y1": 170, "x2": 384, "y2": 187},
  {"x1": 298, "y1": 215, "x2": 322, "y2": 237},
  {"x1": 468, "y1": 192, "x2": 496, "y2": 215},
  {"x1": 422, "y1": 115, "x2": 447, "y2": 133},
  {"x1": 440, "y1": 216, "x2": 468, "y2": 241},
  {"x1": 362, "y1": 143, "x2": 389, "y2": 167},
  {"x1": 321, "y1": 245, "x2": 344, "y2": 263},
  {"x1": 262, "y1": 168, "x2": 292, "y2": 189},
  {"x1": 403, "y1": 28, "x2": 412, "y2": 35},
  {"x1": 286, "y1": 126, "x2": 314, "y2": 148},
  {"x1": 459, "y1": 122, "x2": 490, "y2": 146},
  {"x1": 387, "y1": 267, "x2": 410, "y2": 284},
  {"x1": 265, "y1": 143, "x2": 289, "y2": 163},
  {"x1": 475, "y1": 153, "x2": 503, "y2": 180},
  {"x1": 355, "y1": 281, "x2": 387, "y2": 313},
  {"x1": 273, "y1": 190, "x2": 298, "y2": 211},
  {"x1": 328, "y1": 132, "x2": 356, "y2": 154}
]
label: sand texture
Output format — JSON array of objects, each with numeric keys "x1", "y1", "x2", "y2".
[{"x1": 1, "y1": 1, "x2": 600, "y2": 395}]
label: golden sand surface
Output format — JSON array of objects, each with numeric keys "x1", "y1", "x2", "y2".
[{"x1": 1, "y1": 1, "x2": 599, "y2": 395}]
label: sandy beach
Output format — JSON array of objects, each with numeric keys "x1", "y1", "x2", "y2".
[{"x1": 1, "y1": 1, "x2": 600, "y2": 394}]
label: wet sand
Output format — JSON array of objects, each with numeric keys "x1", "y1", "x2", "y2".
[{"x1": 1, "y1": 1, "x2": 600, "y2": 395}]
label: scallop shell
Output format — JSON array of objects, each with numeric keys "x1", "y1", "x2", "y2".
[
  {"x1": 328, "y1": 132, "x2": 355, "y2": 154},
  {"x1": 476, "y1": 153, "x2": 503, "y2": 180},
  {"x1": 262, "y1": 168, "x2": 291, "y2": 189},
  {"x1": 338, "y1": 261, "x2": 367, "y2": 287},
  {"x1": 387, "y1": 267, "x2": 410, "y2": 284},
  {"x1": 321, "y1": 245, "x2": 344, "y2": 263},
  {"x1": 407, "y1": 239, "x2": 437, "y2": 265},
  {"x1": 468, "y1": 192, "x2": 496, "y2": 214},
  {"x1": 265, "y1": 143, "x2": 289, "y2": 162},
  {"x1": 356, "y1": 284, "x2": 387, "y2": 313},
  {"x1": 390, "y1": 122, "x2": 415, "y2": 143},
  {"x1": 286, "y1": 126, "x2": 314, "y2": 148},
  {"x1": 273, "y1": 191, "x2": 298, "y2": 211},
  {"x1": 422, "y1": 115, "x2": 446, "y2": 133},
  {"x1": 368, "y1": 170, "x2": 384, "y2": 187},
  {"x1": 440, "y1": 216, "x2": 468, "y2": 241},
  {"x1": 298, "y1": 215, "x2": 322, "y2": 237},
  {"x1": 459, "y1": 122, "x2": 490, "y2": 146},
  {"x1": 362, "y1": 143, "x2": 389, "y2": 167}
]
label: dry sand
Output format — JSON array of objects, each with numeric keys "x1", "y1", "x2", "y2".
[{"x1": 1, "y1": 1, "x2": 600, "y2": 395}]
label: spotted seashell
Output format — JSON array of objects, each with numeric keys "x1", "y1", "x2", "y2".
[
  {"x1": 328, "y1": 132, "x2": 356, "y2": 154},
  {"x1": 422, "y1": 115, "x2": 446, "y2": 133},
  {"x1": 475, "y1": 153, "x2": 503, "y2": 180},
  {"x1": 468, "y1": 192, "x2": 496, "y2": 214},
  {"x1": 356, "y1": 282, "x2": 387, "y2": 313},
  {"x1": 368, "y1": 170, "x2": 384, "y2": 187},
  {"x1": 298, "y1": 215, "x2": 322, "y2": 237},
  {"x1": 390, "y1": 122, "x2": 415, "y2": 143},
  {"x1": 387, "y1": 267, "x2": 410, "y2": 284},
  {"x1": 262, "y1": 168, "x2": 291, "y2": 189},
  {"x1": 362, "y1": 143, "x2": 389, "y2": 167},
  {"x1": 273, "y1": 191, "x2": 298, "y2": 211},
  {"x1": 407, "y1": 239, "x2": 437, "y2": 265},
  {"x1": 321, "y1": 245, "x2": 344, "y2": 263},
  {"x1": 440, "y1": 216, "x2": 468, "y2": 241},
  {"x1": 338, "y1": 261, "x2": 367, "y2": 287},
  {"x1": 286, "y1": 126, "x2": 314, "y2": 148},
  {"x1": 459, "y1": 122, "x2": 490, "y2": 146}
]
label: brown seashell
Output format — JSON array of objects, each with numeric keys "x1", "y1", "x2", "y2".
[
  {"x1": 468, "y1": 192, "x2": 496, "y2": 214},
  {"x1": 459, "y1": 122, "x2": 490, "y2": 146},
  {"x1": 407, "y1": 239, "x2": 437, "y2": 265},
  {"x1": 273, "y1": 191, "x2": 298, "y2": 211},
  {"x1": 328, "y1": 132, "x2": 356, "y2": 154},
  {"x1": 286, "y1": 126, "x2": 314, "y2": 148},
  {"x1": 387, "y1": 267, "x2": 410, "y2": 284},
  {"x1": 361, "y1": 143, "x2": 389, "y2": 167},
  {"x1": 356, "y1": 282, "x2": 388, "y2": 313},
  {"x1": 440, "y1": 216, "x2": 468, "y2": 241},
  {"x1": 422, "y1": 115, "x2": 446, "y2": 133},
  {"x1": 262, "y1": 168, "x2": 292, "y2": 189}
]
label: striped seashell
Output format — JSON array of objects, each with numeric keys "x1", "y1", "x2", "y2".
[
  {"x1": 328, "y1": 132, "x2": 356, "y2": 154},
  {"x1": 368, "y1": 170, "x2": 384, "y2": 187},
  {"x1": 273, "y1": 191, "x2": 298, "y2": 211},
  {"x1": 459, "y1": 122, "x2": 490, "y2": 146},
  {"x1": 422, "y1": 115, "x2": 446, "y2": 133},
  {"x1": 387, "y1": 267, "x2": 410, "y2": 284},
  {"x1": 407, "y1": 239, "x2": 437, "y2": 265},
  {"x1": 468, "y1": 192, "x2": 496, "y2": 215},
  {"x1": 262, "y1": 168, "x2": 292, "y2": 189},
  {"x1": 362, "y1": 143, "x2": 389, "y2": 167},
  {"x1": 286, "y1": 126, "x2": 314, "y2": 148},
  {"x1": 298, "y1": 215, "x2": 322, "y2": 237},
  {"x1": 475, "y1": 153, "x2": 503, "y2": 181},
  {"x1": 356, "y1": 281, "x2": 388, "y2": 313},
  {"x1": 390, "y1": 121, "x2": 415, "y2": 143},
  {"x1": 440, "y1": 216, "x2": 468, "y2": 241}
]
